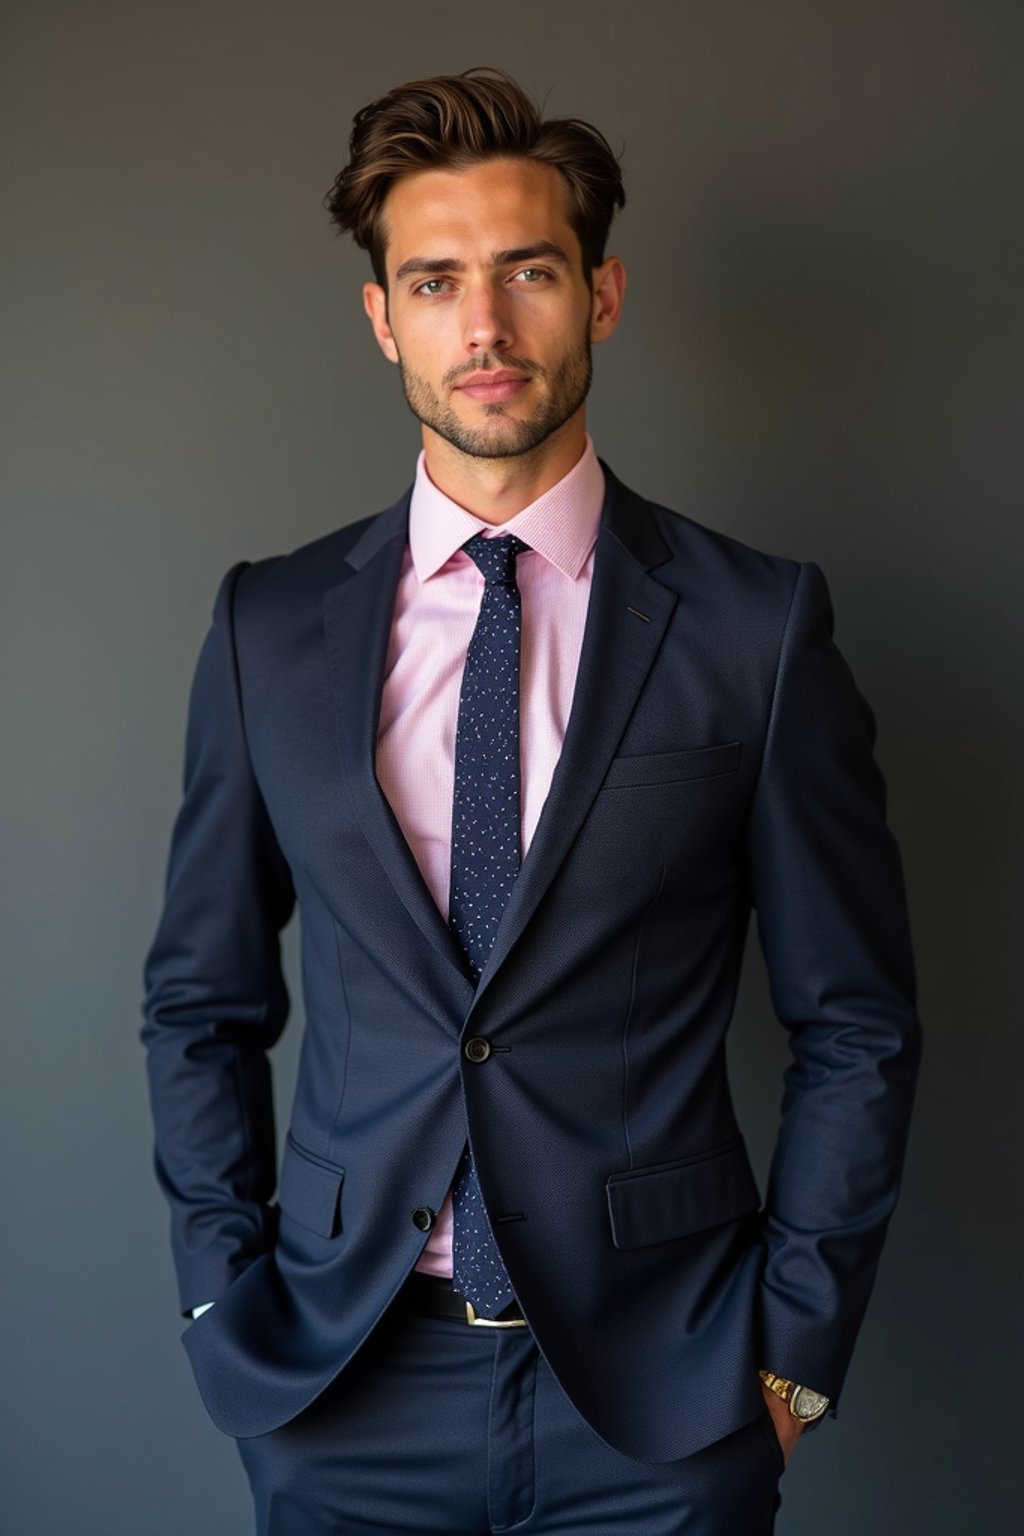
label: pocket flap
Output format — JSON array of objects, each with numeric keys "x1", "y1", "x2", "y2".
[
  {"x1": 277, "y1": 1130, "x2": 345, "y2": 1238},
  {"x1": 605, "y1": 1137, "x2": 760, "y2": 1249}
]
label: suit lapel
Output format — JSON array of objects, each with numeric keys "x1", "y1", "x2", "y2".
[
  {"x1": 322, "y1": 459, "x2": 677, "y2": 1016},
  {"x1": 323, "y1": 488, "x2": 477, "y2": 1000},
  {"x1": 469, "y1": 462, "x2": 677, "y2": 1013}
]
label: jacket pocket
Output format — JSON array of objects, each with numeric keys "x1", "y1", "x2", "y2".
[
  {"x1": 277, "y1": 1130, "x2": 346, "y2": 1238},
  {"x1": 601, "y1": 741, "x2": 741, "y2": 789},
  {"x1": 605, "y1": 1135, "x2": 760, "y2": 1249}
]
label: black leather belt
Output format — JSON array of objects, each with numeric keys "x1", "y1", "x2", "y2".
[{"x1": 399, "y1": 1270, "x2": 528, "y2": 1328}]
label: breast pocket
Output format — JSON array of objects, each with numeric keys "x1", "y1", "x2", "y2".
[{"x1": 600, "y1": 741, "x2": 741, "y2": 790}]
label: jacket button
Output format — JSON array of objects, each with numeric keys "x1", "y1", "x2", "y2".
[
  {"x1": 412, "y1": 1207, "x2": 435, "y2": 1232},
  {"x1": 464, "y1": 1037, "x2": 491, "y2": 1063}
]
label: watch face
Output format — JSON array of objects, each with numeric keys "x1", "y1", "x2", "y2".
[{"x1": 792, "y1": 1386, "x2": 829, "y2": 1421}]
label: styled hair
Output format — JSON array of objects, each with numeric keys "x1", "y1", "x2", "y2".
[{"x1": 324, "y1": 65, "x2": 625, "y2": 294}]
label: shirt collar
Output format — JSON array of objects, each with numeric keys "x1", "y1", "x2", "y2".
[{"x1": 408, "y1": 432, "x2": 605, "y2": 583}]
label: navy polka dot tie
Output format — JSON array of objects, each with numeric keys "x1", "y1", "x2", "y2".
[{"x1": 448, "y1": 530, "x2": 530, "y2": 1317}]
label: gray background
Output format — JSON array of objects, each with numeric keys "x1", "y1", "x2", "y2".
[{"x1": 3, "y1": 1, "x2": 1021, "y2": 1531}]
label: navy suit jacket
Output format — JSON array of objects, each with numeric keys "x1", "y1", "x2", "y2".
[{"x1": 140, "y1": 459, "x2": 921, "y2": 1461}]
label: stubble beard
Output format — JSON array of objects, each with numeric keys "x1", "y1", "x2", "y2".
[{"x1": 395, "y1": 324, "x2": 593, "y2": 461}]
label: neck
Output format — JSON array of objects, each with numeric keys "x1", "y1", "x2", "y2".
[{"x1": 422, "y1": 417, "x2": 587, "y2": 525}]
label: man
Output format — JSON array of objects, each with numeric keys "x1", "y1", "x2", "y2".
[{"x1": 141, "y1": 65, "x2": 922, "y2": 1535}]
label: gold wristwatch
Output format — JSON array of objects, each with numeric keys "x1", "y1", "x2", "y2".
[{"x1": 759, "y1": 1370, "x2": 830, "y2": 1424}]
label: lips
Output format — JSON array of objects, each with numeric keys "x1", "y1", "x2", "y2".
[
  {"x1": 457, "y1": 372, "x2": 531, "y2": 403},
  {"x1": 458, "y1": 370, "x2": 530, "y2": 388}
]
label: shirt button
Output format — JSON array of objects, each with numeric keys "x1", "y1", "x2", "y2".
[
  {"x1": 411, "y1": 1207, "x2": 436, "y2": 1232},
  {"x1": 464, "y1": 1037, "x2": 491, "y2": 1063}
]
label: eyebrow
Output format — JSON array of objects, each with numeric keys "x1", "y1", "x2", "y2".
[{"x1": 394, "y1": 241, "x2": 573, "y2": 284}]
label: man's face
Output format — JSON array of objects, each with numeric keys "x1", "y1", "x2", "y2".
[{"x1": 363, "y1": 157, "x2": 608, "y2": 460}]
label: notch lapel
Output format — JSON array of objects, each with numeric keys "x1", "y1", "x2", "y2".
[
  {"x1": 466, "y1": 461, "x2": 677, "y2": 1016},
  {"x1": 323, "y1": 490, "x2": 477, "y2": 1002}
]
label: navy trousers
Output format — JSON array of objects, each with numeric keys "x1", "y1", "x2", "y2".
[{"x1": 234, "y1": 1289, "x2": 786, "y2": 1535}]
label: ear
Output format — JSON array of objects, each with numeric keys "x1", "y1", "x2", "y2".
[
  {"x1": 589, "y1": 256, "x2": 627, "y2": 344},
  {"x1": 363, "y1": 282, "x2": 399, "y2": 364}
]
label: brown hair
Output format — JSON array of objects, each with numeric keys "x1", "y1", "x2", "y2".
[{"x1": 324, "y1": 65, "x2": 625, "y2": 295}]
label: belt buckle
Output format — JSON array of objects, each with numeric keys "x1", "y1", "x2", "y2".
[{"x1": 464, "y1": 1299, "x2": 527, "y2": 1328}]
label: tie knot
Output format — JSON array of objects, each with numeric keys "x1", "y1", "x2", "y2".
[{"x1": 462, "y1": 531, "x2": 530, "y2": 586}]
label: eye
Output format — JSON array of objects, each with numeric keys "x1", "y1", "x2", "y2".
[
  {"x1": 414, "y1": 278, "x2": 452, "y2": 297},
  {"x1": 514, "y1": 268, "x2": 551, "y2": 284}
]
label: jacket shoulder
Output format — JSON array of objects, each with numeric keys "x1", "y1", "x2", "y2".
[
  {"x1": 601, "y1": 460, "x2": 804, "y2": 604},
  {"x1": 245, "y1": 510, "x2": 383, "y2": 590},
  {"x1": 221, "y1": 499, "x2": 406, "y2": 635},
  {"x1": 653, "y1": 498, "x2": 801, "y2": 589}
]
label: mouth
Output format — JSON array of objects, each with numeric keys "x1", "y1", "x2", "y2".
[{"x1": 456, "y1": 374, "x2": 531, "y2": 404}]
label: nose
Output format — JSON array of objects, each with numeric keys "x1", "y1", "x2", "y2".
[{"x1": 462, "y1": 278, "x2": 514, "y2": 353}]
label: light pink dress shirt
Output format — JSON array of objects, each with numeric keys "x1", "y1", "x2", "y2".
[{"x1": 375, "y1": 433, "x2": 606, "y2": 1278}]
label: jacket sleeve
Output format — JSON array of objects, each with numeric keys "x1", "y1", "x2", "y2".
[
  {"x1": 140, "y1": 561, "x2": 296, "y2": 1317},
  {"x1": 747, "y1": 559, "x2": 922, "y2": 1416}
]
